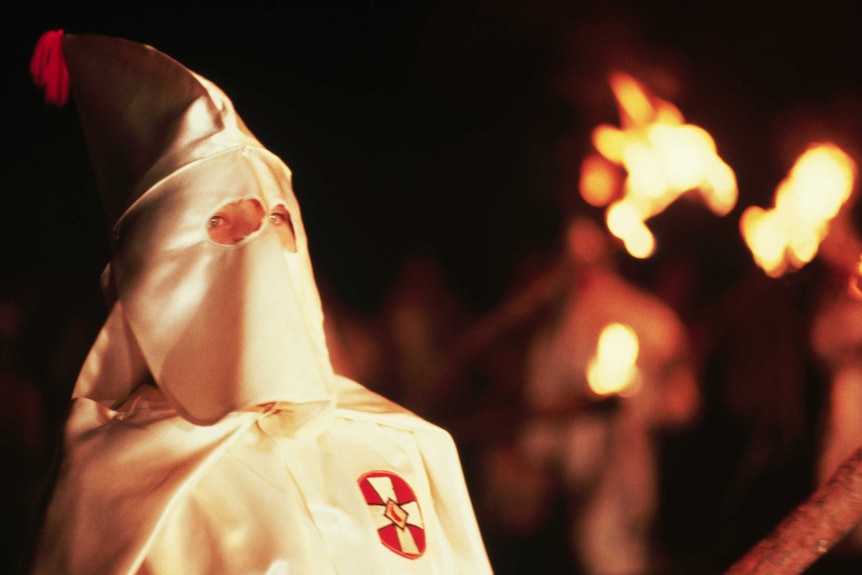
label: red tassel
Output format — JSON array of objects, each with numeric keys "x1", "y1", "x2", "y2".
[{"x1": 30, "y1": 29, "x2": 69, "y2": 106}]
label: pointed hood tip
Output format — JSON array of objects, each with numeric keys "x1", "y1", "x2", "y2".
[{"x1": 38, "y1": 31, "x2": 259, "y2": 226}]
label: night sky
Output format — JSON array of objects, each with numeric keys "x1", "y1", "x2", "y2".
[
  {"x1": 2, "y1": 1, "x2": 862, "y2": 573},
  {"x1": 4, "y1": 1, "x2": 859, "y2": 310}
]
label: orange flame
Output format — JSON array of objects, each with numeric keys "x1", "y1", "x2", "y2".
[
  {"x1": 586, "y1": 322, "x2": 641, "y2": 397},
  {"x1": 740, "y1": 143, "x2": 858, "y2": 278},
  {"x1": 579, "y1": 72, "x2": 738, "y2": 258}
]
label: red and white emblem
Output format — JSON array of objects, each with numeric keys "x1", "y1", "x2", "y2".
[{"x1": 357, "y1": 470, "x2": 426, "y2": 559}]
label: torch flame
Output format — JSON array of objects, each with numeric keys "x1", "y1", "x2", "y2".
[
  {"x1": 586, "y1": 322, "x2": 641, "y2": 397},
  {"x1": 579, "y1": 71, "x2": 738, "y2": 259},
  {"x1": 741, "y1": 142, "x2": 858, "y2": 277}
]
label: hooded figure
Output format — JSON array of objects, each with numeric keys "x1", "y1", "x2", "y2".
[
  {"x1": 26, "y1": 30, "x2": 492, "y2": 574},
  {"x1": 479, "y1": 218, "x2": 699, "y2": 575}
]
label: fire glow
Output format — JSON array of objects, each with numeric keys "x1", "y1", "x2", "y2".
[
  {"x1": 740, "y1": 143, "x2": 858, "y2": 278},
  {"x1": 579, "y1": 72, "x2": 738, "y2": 258},
  {"x1": 586, "y1": 322, "x2": 641, "y2": 397}
]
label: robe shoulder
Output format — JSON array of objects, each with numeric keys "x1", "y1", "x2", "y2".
[{"x1": 331, "y1": 375, "x2": 454, "y2": 437}]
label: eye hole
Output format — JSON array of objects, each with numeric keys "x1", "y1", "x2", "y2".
[
  {"x1": 268, "y1": 212, "x2": 289, "y2": 226},
  {"x1": 207, "y1": 198, "x2": 265, "y2": 245},
  {"x1": 269, "y1": 205, "x2": 297, "y2": 253}
]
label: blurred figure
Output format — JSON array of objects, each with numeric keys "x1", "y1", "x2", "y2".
[
  {"x1": 481, "y1": 217, "x2": 700, "y2": 575},
  {"x1": 380, "y1": 253, "x2": 470, "y2": 412},
  {"x1": 320, "y1": 280, "x2": 389, "y2": 391},
  {"x1": 322, "y1": 253, "x2": 470, "y2": 415},
  {"x1": 810, "y1": 203, "x2": 862, "y2": 555},
  {"x1": 810, "y1": 276, "x2": 862, "y2": 550}
]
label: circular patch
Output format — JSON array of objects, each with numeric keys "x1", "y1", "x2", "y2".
[{"x1": 358, "y1": 470, "x2": 426, "y2": 559}]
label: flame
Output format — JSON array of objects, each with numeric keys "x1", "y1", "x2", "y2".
[
  {"x1": 579, "y1": 72, "x2": 738, "y2": 258},
  {"x1": 579, "y1": 153, "x2": 620, "y2": 207},
  {"x1": 586, "y1": 322, "x2": 641, "y2": 397},
  {"x1": 741, "y1": 143, "x2": 858, "y2": 278}
]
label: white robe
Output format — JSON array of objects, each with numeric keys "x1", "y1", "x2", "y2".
[
  {"x1": 31, "y1": 375, "x2": 492, "y2": 574},
  {"x1": 28, "y1": 35, "x2": 493, "y2": 574}
]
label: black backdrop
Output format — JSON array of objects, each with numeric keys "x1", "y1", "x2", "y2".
[{"x1": 2, "y1": 2, "x2": 862, "y2": 573}]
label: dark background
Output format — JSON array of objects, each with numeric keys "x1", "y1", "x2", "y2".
[{"x1": 2, "y1": 1, "x2": 862, "y2": 573}]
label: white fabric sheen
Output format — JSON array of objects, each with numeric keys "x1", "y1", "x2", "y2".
[
  {"x1": 70, "y1": 301, "x2": 149, "y2": 408},
  {"x1": 31, "y1": 34, "x2": 492, "y2": 574},
  {"x1": 31, "y1": 379, "x2": 493, "y2": 574},
  {"x1": 31, "y1": 141, "x2": 494, "y2": 574},
  {"x1": 126, "y1": 72, "x2": 263, "y2": 212},
  {"x1": 111, "y1": 147, "x2": 334, "y2": 426}
]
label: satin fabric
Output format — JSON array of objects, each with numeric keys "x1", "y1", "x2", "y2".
[
  {"x1": 30, "y1": 33, "x2": 492, "y2": 574},
  {"x1": 61, "y1": 33, "x2": 263, "y2": 226},
  {"x1": 107, "y1": 145, "x2": 334, "y2": 426},
  {"x1": 65, "y1": 30, "x2": 336, "y2": 428},
  {"x1": 31, "y1": 375, "x2": 492, "y2": 574}
]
